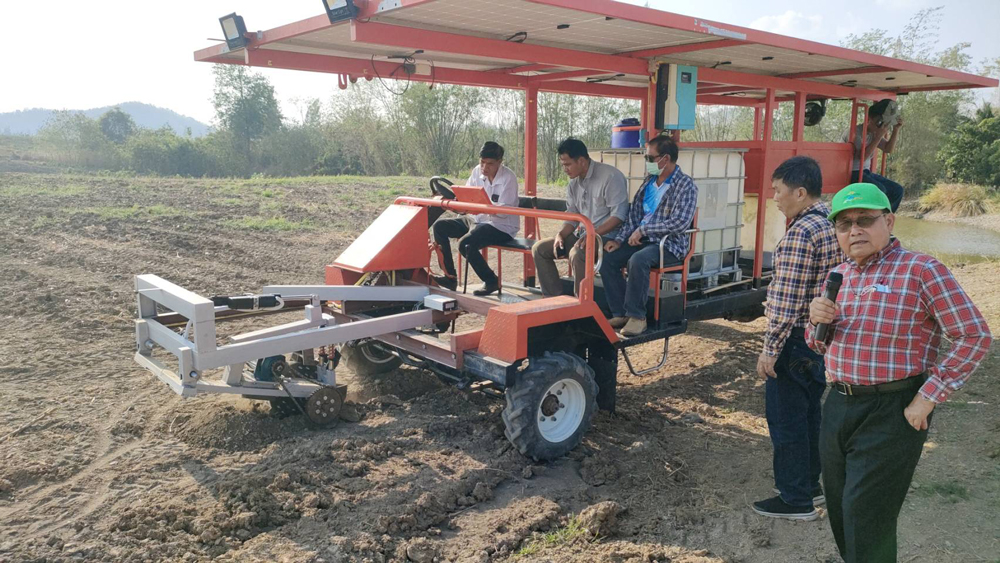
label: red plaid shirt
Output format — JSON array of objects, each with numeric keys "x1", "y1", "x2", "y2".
[
  {"x1": 807, "y1": 239, "x2": 992, "y2": 403},
  {"x1": 763, "y1": 201, "x2": 843, "y2": 357}
]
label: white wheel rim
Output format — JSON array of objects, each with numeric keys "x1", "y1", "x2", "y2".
[
  {"x1": 360, "y1": 342, "x2": 394, "y2": 364},
  {"x1": 537, "y1": 378, "x2": 586, "y2": 443}
]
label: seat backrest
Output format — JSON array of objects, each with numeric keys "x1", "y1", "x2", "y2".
[
  {"x1": 517, "y1": 196, "x2": 535, "y2": 209},
  {"x1": 533, "y1": 197, "x2": 568, "y2": 212}
]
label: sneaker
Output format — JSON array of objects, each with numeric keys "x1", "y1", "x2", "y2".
[
  {"x1": 752, "y1": 495, "x2": 818, "y2": 521},
  {"x1": 608, "y1": 316, "x2": 629, "y2": 329},
  {"x1": 434, "y1": 275, "x2": 458, "y2": 291},
  {"x1": 620, "y1": 317, "x2": 647, "y2": 337},
  {"x1": 772, "y1": 486, "x2": 825, "y2": 506},
  {"x1": 472, "y1": 282, "x2": 499, "y2": 297}
]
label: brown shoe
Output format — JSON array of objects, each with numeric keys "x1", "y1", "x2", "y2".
[
  {"x1": 608, "y1": 316, "x2": 628, "y2": 329},
  {"x1": 620, "y1": 317, "x2": 647, "y2": 337}
]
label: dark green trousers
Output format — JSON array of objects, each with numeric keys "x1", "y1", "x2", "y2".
[{"x1": 819, "y1": 381, "x2": 930, "y2": 563}]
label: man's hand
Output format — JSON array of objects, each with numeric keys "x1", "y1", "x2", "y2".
[
  {"x1": 627, "y1": 228, "x2": 644, "y2": 247},
  {"x1": 895, "y1": 116, "x2": 904, "y2": 128},
  {"x1": 553, "y1": 233, "x2": 565, "y2": 255},
  {"x1": 604, "y1": 239, "x2": 621, "y2": 253},
  {"x1": 809, "y1": 297, "x2": 838, "y2": 326},
  {"x1": 904, "y1": 394, "x2": 935, "y2": 431},
  {"x1": 756, "y1": 353, "x2": 778, "y2": 380}
]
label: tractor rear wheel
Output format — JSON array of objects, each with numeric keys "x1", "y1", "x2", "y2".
[
  {"x1": 340, "y1": 340, "x2": 402, "y2": 377},
  {"x1": 501, "y1": 352, "x2": 598, "y2": 461}
]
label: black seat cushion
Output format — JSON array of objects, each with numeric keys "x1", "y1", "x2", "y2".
[{"x1": 493, "y1": 237, "x2": 535, "y2": 252}]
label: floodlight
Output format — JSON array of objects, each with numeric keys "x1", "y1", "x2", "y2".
[
  {"x1": 219, "y1": 13, "x2": 248, "y2": 50},
  {"x1": 322, "y1": 0, "x2": 359, "y2": 23}
]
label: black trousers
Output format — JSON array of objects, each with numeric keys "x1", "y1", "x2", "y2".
[
  {"x1": 432, "y1": 217, "x2": 511, "y2": 285},
  {"x1": 819, "y1": 379, "x2": 929, "y2": 563}
]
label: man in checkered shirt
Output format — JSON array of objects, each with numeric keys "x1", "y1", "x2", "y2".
[
  {"x1": 808, "y1": 183, "x2": 992, "y2": 563},
  {"x1": 752, "y1": 156, "x2": 844, "y2": 522},
  {"x1": 600, "y1": 135, "x2": 697, "y2": 337}
]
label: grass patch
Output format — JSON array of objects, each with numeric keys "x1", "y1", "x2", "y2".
[
  {"x1": 513, "y1": 516, "x2": 592, "y2": 558},
  {"x1": 70, "y1": 205, "x2": 188, "y2": 220},
  {"x1": 0, "y1": 183, "x2": 88, "y2": 197},
  {"x1": 914, "y1": 480, "x2": 970, "y2": 503},
  {"x1": 919, "y1": 183, "x2": 995, "y2": 217},
  {"x1": 223, "y1": 216, "x2": 314, "y2": 231}
]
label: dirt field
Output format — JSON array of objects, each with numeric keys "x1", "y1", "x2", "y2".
[{"x1": 1, "y1": 171, "x2": 998, "y2": 563}]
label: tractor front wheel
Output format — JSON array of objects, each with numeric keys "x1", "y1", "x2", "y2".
[{"x1": 501, "y1": 352, "x2": 598, "y2": 461}]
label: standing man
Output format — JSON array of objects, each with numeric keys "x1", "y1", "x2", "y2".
[
  {"x1": 809, "y1": 183, "x2": 992, "y2": 562},
  {"x1": 752, "y1": 156, "x2": 843, "y2": 521},
  {"x1": 531, "y1": 138, "x2": 629, "y2": 297},
  {"x1": 600, "y1": 135, "x2": 697, "y2": 337},
  {"x1": 432, "y1": 141, "x2": 519, "y2": 296},
  {"x1": 843, "y1": 100, "x2": 905, "y2": 212}
]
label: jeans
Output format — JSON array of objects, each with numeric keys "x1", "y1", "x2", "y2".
[
  {"x1": 766, "y1": 330, "x2": 827, "y2": 507},
  {"x1": 857, "y1": 170, "x2": 904, "y2": 213},
  {"x1": 820, "y1": 379, "x2": 929, "y2": 563},
  {"x1": 432, "y1": 217, "x2": 512, "y2": 285},
  {"x1": 599, "y1": 242, "x2": 679, "y2": 319}
]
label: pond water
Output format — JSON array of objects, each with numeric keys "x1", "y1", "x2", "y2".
[{"x1": 893, "y1": 216, "x2": 1000, "y2": 265}]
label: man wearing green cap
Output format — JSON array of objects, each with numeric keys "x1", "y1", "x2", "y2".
[{"x1": 808, "y1": 183, "x2": 992, "y2": 563}]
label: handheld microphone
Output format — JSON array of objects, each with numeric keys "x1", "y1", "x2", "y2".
[{"x1": 816, "y1": 272, "x2": 843, "y2": 341}]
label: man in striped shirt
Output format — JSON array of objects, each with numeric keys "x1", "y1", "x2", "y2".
[
  {"x1": 808, "y1": 183, "x2": 992, "y2": 563},
  {"x1": 753, "y1": 156, "x2": 843, "y2": 521}
]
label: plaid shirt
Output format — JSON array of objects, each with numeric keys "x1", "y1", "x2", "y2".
[
  {"x1": 807, "y1": 239, "x2": 992, "y2": 404},
  {"x1": 763, "y1": 201, "x2": 843, "y2": 357},
  {"x1": 616, "y1": 167, "x2": 698, "y2": 260}
]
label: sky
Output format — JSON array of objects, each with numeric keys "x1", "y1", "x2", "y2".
[{"x1": 1, "y1": 0, "x2": 997, "y2": 126}]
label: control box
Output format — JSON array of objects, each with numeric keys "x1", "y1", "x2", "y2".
[{"x1": 655, "y1": 64, "x2": 697, "y2": 131}]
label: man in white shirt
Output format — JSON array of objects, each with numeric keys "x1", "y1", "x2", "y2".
[
  {"x1": 432, "y1": 142, "x2": 520, "y2": 296},
  {"x1": 842, "y1": 100, "x2": 904, "y2": 212}
]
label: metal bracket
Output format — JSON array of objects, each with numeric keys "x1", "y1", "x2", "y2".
[{"x1": 620, "y1": 338, "x2": 670, "y2": 377}]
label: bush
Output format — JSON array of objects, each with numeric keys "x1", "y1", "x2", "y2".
[
  {"x1": 918, "y1": 183, "x2": 995, "y2": 217},
  {"x1": 938, "y1": 111, "x2": 1000, "y2": 188},
  {"x1": 126, "y1": 128, "x2": 214, "y2": 176}
]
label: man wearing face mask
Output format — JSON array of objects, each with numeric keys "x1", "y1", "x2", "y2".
[
  {"x1": 600, "y1": 135, "x2": 697, "y2": 337},
  {"x1": 808, "y1": 183, "x2": 992, "y2": 563}
]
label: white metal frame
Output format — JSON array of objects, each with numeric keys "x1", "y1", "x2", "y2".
[{"x1": 134, "y1": 275, "x2": 436, "y2": 398}]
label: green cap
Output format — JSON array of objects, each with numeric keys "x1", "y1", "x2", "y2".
[{"x1": 828, "y1": 183, "x2": 891, "y2": 221}]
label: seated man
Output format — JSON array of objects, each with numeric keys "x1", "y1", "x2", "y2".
[
  {"x1": 600, "y1": 135, "x2": 697, "y2": 337},
  {"x1": 531, "y1": 138, "x2": 629, "y2": 297},
  {"x1": 842, "y1": 99, "x2": 904, "y2": 212},
  {"x1": 432, "y1": 141, "x2": 519, "y2": 296}
]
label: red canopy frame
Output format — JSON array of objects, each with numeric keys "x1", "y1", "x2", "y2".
[{"x1": 194, "y1": 0, "x2": 998, "y2": 283}]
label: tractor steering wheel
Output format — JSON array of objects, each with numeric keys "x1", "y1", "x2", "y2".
[{"x1": 430, "y1": 176, "x2": 456, "y2": 200}]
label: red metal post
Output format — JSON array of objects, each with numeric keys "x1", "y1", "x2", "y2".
[
  {"x1": 858, "y1": 101, "x2": 869, "y2": 183},
  {"x1": 753, "y1": 106, "x2": 762, "y2": 141},
  {"x1": 753, "y1": 88, "x2": 776, "y2": 280},
  {"x1": 880, "y1": 150, "x2": 888, "y2": 175},
  {"x1": 848, "y1": 99, "x2": 859, "y2": 181},
  {"x1": 523, "y1": 85, "x2": 539, "y2": 286},
  {"x1": 645, "y1": 64, "x2": 659, "y2": 139},
  {"x1": 792, "y1": 91, "x2": 806, "y2": 153}
]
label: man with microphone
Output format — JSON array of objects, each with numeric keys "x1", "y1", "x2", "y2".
[{"x1": 808, "y1": 183, "x2": 992, "y2": 563}]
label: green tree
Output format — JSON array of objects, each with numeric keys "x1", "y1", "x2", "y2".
[
  {"x1": 98, "y1": 107, "x2": 137, "y2": 145},
  {"x1": 398, "y1": 84, "x2": 485, "y2": 175},
  {"x1": 939, "y1": 107, "x2": 1000, "y2": 187},
  {"x1": 211, "y1": 64, "x2": 283, "y2": 152}
]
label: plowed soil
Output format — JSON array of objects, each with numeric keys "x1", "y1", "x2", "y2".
[{"x1": 1, "y1": 171, "x2": 997, "y2": 563}]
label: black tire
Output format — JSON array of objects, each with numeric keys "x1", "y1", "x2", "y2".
[
  {"x1": 501, "y1": 352, "x2": 598, "y2": 461},
  {"x1": 340, "y1": 340, "x2": 402, "y2": 377}
]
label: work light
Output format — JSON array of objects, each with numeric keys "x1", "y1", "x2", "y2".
[
  {"x1": 219, "y1": 13, "x2": 248, "y2": 50},
  {"x1": 322, "y1": 0, "x2": 359, "y2": 23}
]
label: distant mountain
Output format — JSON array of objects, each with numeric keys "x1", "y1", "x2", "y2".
[{"x1": 0, "y1": 102, "x2": 211, "y2": 137}]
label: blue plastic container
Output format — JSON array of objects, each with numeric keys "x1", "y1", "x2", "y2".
[{"x1": 611, "y1": 118, "x2": 642, "y2": 148}]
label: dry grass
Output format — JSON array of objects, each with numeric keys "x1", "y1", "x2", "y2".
[{"x1": 919, "y1": 183, "x2": 996, "y2": 217}]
